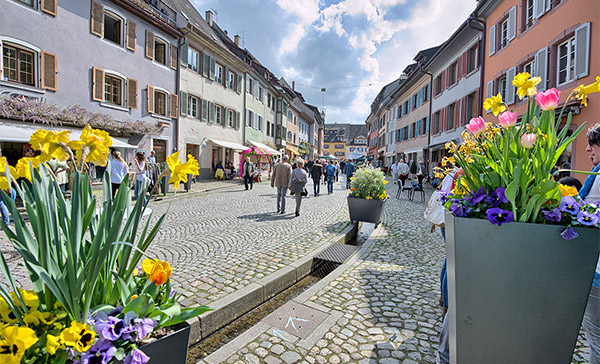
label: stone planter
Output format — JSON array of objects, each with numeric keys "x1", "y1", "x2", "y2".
[
  {"x1": 347, "y1": 196, "x2": 386, "y2": 224},
  {"x1": 114, "y1": 322, "x2": 190, "y2": 364},
  {"x1": 446, "y1": 213, "x2": 600, "y2": 364}
]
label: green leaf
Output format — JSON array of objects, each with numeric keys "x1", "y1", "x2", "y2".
[
  {"x1": 123, "y1": 294, "x2": 155, "y2": 317},
  {"x1": 161, "y1": 306, "x2": 213, "y2": 328}
]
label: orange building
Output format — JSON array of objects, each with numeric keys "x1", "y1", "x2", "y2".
[{"x1": 476, "y1": 0, "x2": 599, "y2": 177}]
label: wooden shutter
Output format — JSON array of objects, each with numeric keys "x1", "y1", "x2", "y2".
[
  {"x1": 145, "y1": 30, "x2": 155, "y2": 60},
  {"x1": 209, "y1": 57, "x2": 215, "y2": 80},
  {"x1": 90, "y1": 1, "x2": 104, "y2": 36},
  {"x1": 237, "y1": 74, "x2": 243, "y2": 93},
  {"x1": 508, "y1": 6, "x2": 516, "y2": 42},
  {"x1": 41, "y1": 51, "x2": 57, "y2": 91},
  {"x1": 126, "y1": 20, "x2": 137, "y2": 51},
  {"x1": 147, "y1": 85, "x2": 155, "y2": 113},
  {"x1": 170, "y1": 44, "x2": 177, "y2": 70},
  {"x1": 209, "y1": 102, "x2": 215, "y2": 122},
  {"x1": 235, "y1": 111, "x2": 240, "y2": 129},
  {"x1": 224, "y1": 67, "x2": 229, "y2": 88},
  {"x1": 126, "y1": 78, "x2": 137, "y2": 109},
  {"x1": 505, "y1": 67, "x2": 516, "y2": 105},
  {"x1": 180, "y1": 91, "x2": 188, "y2": 116},
  {"x1": 170, "y1": 93, "x2": 178, "y2": 118},
  {"x1": 41, "y1": 0, "x2": 57, "y2": 16},
  {"x1": 180, "y1": 42, "x2": 188, "y2": 68},
  {"x1": 489, "y1": 25, "x2": 496, "y2": 56},
  {"x1": 202, "y1": 54, "x2": 210, "y2": 77},
  {"x1": 575, "y1": 23, "x2": 590, "y2": 79},
  {"x1": 534, "y1": 47, "x2": 547, "y2": 91},
  {"x1": 92, "y1": 66, "x2": 104, "y2": 101},
  {"x1": 201, "y1": 99, "x2": 208, "y2": 121}
]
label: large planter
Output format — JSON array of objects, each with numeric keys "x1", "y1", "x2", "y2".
[
  {"x1": 347, "y1": 196, "x2": 386, "y2": 224},
  {"x1": 114, "y1": 322, "x2": 190, "y2": 364},
  {"x1": 446, "y1": 214, "x2": 600, "y2": 364},
  {"x1": 160, "y1": 174, "x2": 170, "y2": 194}
]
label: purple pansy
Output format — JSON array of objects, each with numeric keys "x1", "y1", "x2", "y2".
[
  {"x1": 542, "y1": 208, "x2": 562, "y2": 223},
  {"x1": 169, "y1": 288, "x2": 176, "y2": 299},
  {"x1": 439, "y1": 190, "x2": 451, "y2": 204},
  {"x1": 577, "y1": 210, "x2": 599, "y2": 226},
  {"x1": 95, "y1": 316, "x2": 125, "y2": 341},
  {"x1": 123, "y1": 318, "x2": 156, "y2": 341},
  {"x1": 80, "y1": 340, "x2": 116, "y2": 364},
  {"x1": 466, "y1": 187, "x2": 487, "y2": 206},
  {"x1": 560, "y1": 227, "x2": 579, "y2": 240},
  {"x1": 487, "y1": 187, "x2": 509, "y2": 207},
  {"x1": 450, "y1": 203, "x2": 471, "y2": 217},
  {"x1": 124, "y1": 348, "x2": 150, "y2": 364},
  {"x1": 559, "y1": 196, "x2": 581, "y2": 216},
  {"x1": 486, "y1": 208, "x2": 514, "y2": 226}
]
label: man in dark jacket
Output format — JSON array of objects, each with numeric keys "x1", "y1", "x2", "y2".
[
  {"x1": 310, "y1": 160, "x2": 323, "y2": 196},
  {"x1": 344, "y1": 160, "x2": 356, "y2": 189}
]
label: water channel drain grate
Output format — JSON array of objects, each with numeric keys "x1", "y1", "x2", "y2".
[
  {"x1": 314, "y1": 243, "x2": 360, "y2": 264},
  {"x1": 262, "y1": 301, "x2": 330, "y2": 339}
]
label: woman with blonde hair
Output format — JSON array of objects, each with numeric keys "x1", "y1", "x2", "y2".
[
  {"x1": 110, "y1": 150, "x2": 129, "y2": 199},
  {"x1": 289, "y1": 158, "x2": 308, "y2": 217}
]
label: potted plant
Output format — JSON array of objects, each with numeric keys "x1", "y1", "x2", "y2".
[
  {"x1": 0, "y1": 125, "x2": 209, "y2": 364},
  {"x1": 409, "y1": 159, "x2": 417, "y2": 180},
  {"x1": 437, "y1": 74, "x2": 600, "y2": 364},
  {"x1": 347, "y1": 166, "x2": 388, "y2": 224}
]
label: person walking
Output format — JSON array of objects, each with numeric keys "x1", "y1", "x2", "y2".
[
  {"x1": 147, "y1": 150, "x2": 156, "y2": 164},
  {"x1": 397, "y1": 159, "x2": 410, "y2": 185},
  {"x1": 289, "y1": 158, "x2": 308, "y2": 217},
  {"x1": 243, "y1": 157, "x2": 255, "y2": 190},
  {"x1": 334, "y1": 161, "x2": 339, "y2": 182},
  {"x1": 310, "y1": 159, "x2": 323, "y2": 196},
  {"x1": 47, "y1": 158, "x2": 69, "y2": 194},
  {"x1": 344, "y1": 159, "x2": 356, "y2": 189},
  {"x1": 417, "y1": 159, "x2": 427, "y2": 184},
  {"x1": 134, "y1": 152, "x2": 148, "y2": 202},
  {"x1": 391, "y1": 160, "x2": 398, "y2": 184},
  {"x1": 324, "y1": 161, "x2": 336, "y2": 194},
  {"x1": 110, "y1": 150, "x2": 129, "y2": 199},
  {"x1": 271, "y1": 155, "x2": 292, "y2": 214}
]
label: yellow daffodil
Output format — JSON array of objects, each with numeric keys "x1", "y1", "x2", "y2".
[
  {"x1": 59, "y1": 321, "x2": 95, "y2": 353},
  {"x1": 29, "y1": 129, "x2": 71, "y2": 162},
  {"x1": 512, "y1": 72, "x2": 541, "y2": 100},
  {"x1": 15, "y1": 156, "x2": 42, "y2": 181},
  {"x1": 0, "y1": 325, "x2": 38, "y2": 364},
  {"x1": 573, "y1": 76, "x2": 600, "y2": 107},
  {"x1": 166, "y1": 151, "x2": 200, "y2": 189},
  {"x1": 45, "y1": 334, "x2": 62, "y2": 355},
  {"x1": 445, "y1": 141, "x2": 457, "y2": 154},
  {"x1": 483, "y1": 93, "x2": 507, "y2": 116},
  {"x1": 0, "y1": 157, "x2": 17, "y2": 190},
  {"x1": 451, "y1": 177, "x2": 469, "y2": 196},
  {"x1": 558, "y1": 184, "x2": 578, "y2": 197},
  {"x1": 67, "y1": 125, "x2": 112, "y2": 167},
  {"x1": 142, "y1": 258, "x2": 173, "y2": 285}
]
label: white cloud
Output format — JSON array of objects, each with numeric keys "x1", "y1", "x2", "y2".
[{"x1": 277, "y1": 0, "x2": 320, "y2": 54}]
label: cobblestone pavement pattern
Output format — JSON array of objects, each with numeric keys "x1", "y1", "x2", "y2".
[{"x1": 206, "y1": 181, "x2": 591, "y2": 364}]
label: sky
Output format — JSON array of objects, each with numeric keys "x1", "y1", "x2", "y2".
[{"x1": 191, "y1": 0, "x2": 478, "y2": 124}]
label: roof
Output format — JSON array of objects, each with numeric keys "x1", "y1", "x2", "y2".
[{"x1": 324, "y1": 123, "x2": 367, "y2": 144}]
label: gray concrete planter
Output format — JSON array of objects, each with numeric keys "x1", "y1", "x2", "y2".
[
  {"x1": 446, "y1": 214, "x2": 600, "y2": 364},
  {"x1": 347, "y1": 196, "x2": 386, "y2": 224},
  {"x1": 115, "y1": 322, "x2": 190, "y2": 364}
]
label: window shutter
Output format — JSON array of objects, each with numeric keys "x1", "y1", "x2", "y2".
[
  {"x1": 474, "y1": 88, "x2": 481, "y2": 116},
  {"x1": 209, "y1": 57, "x2": 215, "y2": 80},
  {"x1": 534, "y1": 47, "x2": 547, "y2": 91},
  {"x1": 489, "y1": 25, "x2": 496, "y2": 56},
  {"x1": 224, "y1": 67, "x2": 229, "y2": 87},
  {"x1": 462, "y1": 96, "x2": 467, "y2": 125},
  {"x1": 41, "y1": 0, "x2": 57, "y2": 16},
  {"x1": 147, "y1": 86, "x2": 155, "y2": 113},
  {"x1": 575, "y1": 22, "x2": 590, "y2": 79},
  {"x1": 454, "y1": 102, "x2": 460, "y2": 128},
  {"x1": 90, "y1": 1, "x2": 103, "y2": 36},
  {"x1": 180, "y1": 91, "x2": 188, "y2": 116},
  {"x1": 237, "y1": 74, "x2": 243, "y2": 93},
  {"x1": 170, "y1": 44, "x2": 177, "y2": 70},
  {"x1": 508, "y1": 6, "x2": 517, "y2": 42},
  {"x1": 417, "y1": 120, "x2": 421, "y2": 136},
  {"x1": 170, "y1": 94, "x2": 178, "y2": 118},
  {"x1": 223, "y1": 107, "x2": 229, "y2": 126},
  {"x1": 126, "y1": 78, "x2": 137, "y2": 109},
  {"x1": 209, "y1": 102, "x2": 215, "y2": 122},
  {"x1": 534, "y1": 0, "x2": 545, "y2": 19},
  {"x1": 180, "y1": 42, "x2": 188, "y2": 68},
  {"x1": 236, "y1": 111, "x2": 241, "y2": 129},
  {"x1": 41, "y1": 51, "x2": 57, "y2": 91},
  {"x1": 201, "y1": 99, "x2": 208, "y2": 121},
  {"x1": 505, "y1": 67, "x2": 516, "y2": 105},
  {"x1": 425, "y1": 115, "x2": 430, "y2": 134},
  {"x1": 202, "y1": 54, "x2": 210, "y2": 77},
  {"x1": 145, "y1": 30, "x2": 155, "y2": 60},
  {"x1": 463, "y1": 51, "x2": 469, "y2": 76},
  {"x1": 92, "y1": 66, "x2": 104, "y2": 101},
  {"x1": 126, "y1": 20, "x2": 137, "y2": 51},
  {"x1": 456, "y1": 57, "x2": 462, "y2": 82}
]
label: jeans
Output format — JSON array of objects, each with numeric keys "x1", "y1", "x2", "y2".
[
  {"x1": 584, "y1": 286, "x2": 600, "y2": 364},
  {"x1": 277, "y1": 186, "x2": 287, "y2": 212},
  {"x1": 134, "y1": 180, "x2": 143, "y2": 200},
  {"x1": 244, "y1": 174, "x2": 253, "y2": 190},
  {"x1": 437, "y1": 312, "x2": 450, "y2": 364},
  {"x1": 313, "y1": 178, "x2": 320, "y2": 195},
  {"x1": 0, "y1": 200, "x2": 9, "y2": 226},
  {"x1": 327, "y1": 176, "x2": 334, "y2": 193}
]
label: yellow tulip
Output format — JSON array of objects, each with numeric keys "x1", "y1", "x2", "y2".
[
  {"x1": 45, "y1": 334, "x2": 62, "y2": 355},
  {"x1": 59, "y1": 321, "x2": 95, "y2": 353},
  {"x1": 512, "y1": 72, "x2": 541, "y2": 100},
  {"x1": 483, "y1": 93, "x2": 507, "y2": 116},
  {"x1": 142, "y1": 258, "x2": 173, "y2": 286},
  {"x1": 0, "y1": 157, "x2": 17, "y2": 190},
  {"x1": 0, "y1": 326, "x2": 38, "y2": 364},
  {"x1": 67, "y1": 125, "x2": 112, "y2": 167},
  {"x1": 558, "y1": 184, "x2": 578, "y2": 197},
  {"x1": 166, "y1": 151, "x2": 200, "y2": 189},
  {"x1": 29, "y1": 129, "x2": 71, "y2": 162},
  {"x1": 15, "y1": 156, "x2": 42, "y2": 181},
  {"x1": 573, "y1": 76, "x2": 600, "y2": 107}
]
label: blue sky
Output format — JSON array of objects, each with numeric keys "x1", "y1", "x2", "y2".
[{"x1": 191, "y1": 0, "x2": 477, "y2": 124}]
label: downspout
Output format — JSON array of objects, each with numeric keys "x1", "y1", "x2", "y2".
[{"x1": 468, "y1": 14, "x2": 486, "y2": 116}]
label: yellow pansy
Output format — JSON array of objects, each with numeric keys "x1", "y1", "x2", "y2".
[
  {"x1": 0, "y1": 157, "x2": 18, "y2": 190},
  {"x1": 0, "y1": 298, "x2": 19, "y2": 324},
  {"x1": 166, "y1": 151, "x2": 200, "y2": 189},
  {"x1": 483, "y1": 93, "x2": 507, "y2": 116},
  {"x1": 573, "y1": 76, "x2": 600, "y2": 107},
  {"x1": 0, "y1": 325, "x2": 38, "y2": 364},
  {"x1": 365, "y1": 196, "x2": 373, "y2": 200},
  {"x1": 67, "y1": 125, "x2": 112, "y2": 167},
  {"x1": 383, "y1": 180, "x2": 388, "y2": 184},
  {"x1": 59, "y1": 321, "x2": 95, "y2": 353},
  {"x1": 10, "y1": 289, "x2": 39, "y2": 313},
  {"x1": 23, "y1": 311, "x2": 56, "y2": 327},
  {"x1": 45, "y1": 334, "x2": 62, "y2": 355},
  {"x1": 512, "y1": 72, "x2": 541, "y2": 100},
  {"x1": 558, "y1": 184, "x2": 578, "y2": 197},
  {"x1": 15, "y1": 156, "x2": 42, "y2": 181},
  {"x1": 29, "y1": 129, "x2": 71, "y2": 162}
]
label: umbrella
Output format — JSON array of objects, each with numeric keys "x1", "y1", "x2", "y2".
[
  {"x1": 241, "y1": 146, "x2": 269, "y2": 156},
  {"x1": 318, "y1": 154, "x2": 336, "y2": 159},
  {"x1": 346, "y1": 150, "x2": 364, "y2": 160}
]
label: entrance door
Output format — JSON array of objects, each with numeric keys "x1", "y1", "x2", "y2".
[
  {"x1": 153, "y1": 139, "x2": 167, "y2": 164},
  {"x1": 186, "y1": 144, "x2": 199, "y2": 161}
]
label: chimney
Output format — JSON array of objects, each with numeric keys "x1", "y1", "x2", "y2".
[
  {"x1": 234, "y1": 35, "x2": 241, "y2": 47},
  {"x1": 205, "y1": 10, "x2": 213, "y2": 26},
  {"x1": 292, "y1": 81, "x2": 295, "y2": 90}
]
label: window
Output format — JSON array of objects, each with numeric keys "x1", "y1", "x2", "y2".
[
  {"x1": 228, "y1": 71, "x2": 235, "y2": 89},
  {"x1": 215, "y1": 105, "x2": 222, "y2": 124},
  {"x1": 293, "y1": 134, "x2": 296, "y2": 144},
  {"x1": 324, "y1": 144, "x2": 329, "y2": 149},
  {"x1": 154, "y1": 38, "x2": 167, "y2": 65},
  {"x1": 557, "y1": 36, "x2": 575, "y2": 85},
  {"x1": 525, "y1": 0, "x2": 535, "y2": 29},
  {"x1": 449, "y1": 62, "x2": 457, "y2": 86},
  {"x1": 467, "y1": 45, "x2": 478, "y2": 73},
  {"x1": 189, "y1": 95, "x2": 198, "y2": 118},
  {"x1": 215, "y1": 63, "x2": 223, "y2": 84},
  {"x1": 2, "y1": 44, "x2": 34, "y2": 86},
  {"x1": 423, "y1": 84, "x2": 430, "y2": 102},
  {"x1": 188, "y1": 48, "x2": 200, "y2": 72},
  {"x1": 104, "y1": 12, "x2": 122, "y2": 45},
  {"x1": 501, "y1": 19, "x2": 509, "y2": 48},
  {"x1": 435, "y1": 75, "x2": 442, "y2": 96},
  {"x1": 447, "y1": 103, "x2": 456, "y2": 130},
  {"x1": 154, "y1": 90, "x2": 167, "y2": 116},
  {"x1": 523, "y1": 60, "x2": 534, "y2": 75},
  {"x1": 434, "y1": 111, "x2": 441, "y2": 134},
  {"x1": 466, "y1": 93, "x2": 476, "y2": 123},
  {"x1": 287, "y1": 131, "x2": 292, "y2": 141},
  {"x1": 104, "y1": 74, "x2": 122, "y2": 105},
  {"x1": 17, "y1": 0, "x2": 35, "y2": 7},
  {"x1": 498, "y1": 76, "x2": 507, "y2": 97},
  {"x1": 335, "y1": 144, "x2": 344, "y2": 149}
]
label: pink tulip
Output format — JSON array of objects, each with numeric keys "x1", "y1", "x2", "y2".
[
  {"x1": 466, "y1": 117, "x2": 486, "y2": 136},
  {"x1": 535, "y1": 88, "x2": 561, "y2": 111},
  {"x1": 498, "y1": 111, "x2": 517, "y2": 128},
  {"x1": 521, "y1": 133, "x2": 537, "y2": 148}
]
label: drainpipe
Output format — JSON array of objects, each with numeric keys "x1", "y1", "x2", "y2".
[
  {"x1": 468, "y1": 14, "x2": 485, "y2": 116},
  {"x1": 420, "y1": 66, "x2": 433, "y2": 166}
]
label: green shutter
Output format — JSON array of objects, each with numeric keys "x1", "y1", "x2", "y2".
[
  {"x1": 202, "y1": 54, "x2": 210, "y2": 77},
  {"x1": 201, "y1": 99, "x2": 208, "y2": 121},
  {"x1": 180, "y1": 91, "x2": 188, "y2": 116},
  {"x1": 209, "y1": 102, "x2": 215, "y2": 122},
  {"x1": 237, "y1": 74, "x2": 242, "y2": 93},
  {"x1": 224, "y1": 67, "x2": 229, "y2": 88},
  {"x1": 209, "y1": 57, "x2": 216, "y2": 81},
  {"x1": 236, "y1": 111, "x2": 240, "y2": 129},
  {"x1": 180, "y1": 42, "x2": 188, "y2": 68}
]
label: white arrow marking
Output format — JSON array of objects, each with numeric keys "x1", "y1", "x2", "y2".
[
  {"x1": 285, "y1": 317, "x2": 309, "y2": 332},
  {"x1": 272, "y1": 329, "x2": 290, "y2": 342}
]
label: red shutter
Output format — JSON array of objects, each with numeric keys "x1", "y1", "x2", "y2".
[{"x1": 441, "y1": 70, "x2": 446, "y2": 92}]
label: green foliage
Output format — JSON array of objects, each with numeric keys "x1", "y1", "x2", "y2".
[
  {"x1": 409, "y1": 160, "x2": 417, "y2": 174},
  {"x1": 349, "y1": 166, "x2": 388, "y2": 200}
]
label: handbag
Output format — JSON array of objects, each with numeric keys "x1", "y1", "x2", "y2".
[{"x1": 424, "y1": 190, "x2": 445, "y2": 226}]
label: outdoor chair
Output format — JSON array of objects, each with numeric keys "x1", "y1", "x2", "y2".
[
  {"x1": 409, "y1": 183, "x2": 425, "y2": 202},
  {"x1": 396, "y1": 180, "x2": 414, "y2": 199}
]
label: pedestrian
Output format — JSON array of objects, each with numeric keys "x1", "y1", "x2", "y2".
[
  {"x1": 306, "y1": 158, "x2": 314, "y2": 173},
  {"x1": 344, "y1": 159, "x2": 356, "y2": 189},
  {"x1": 110, "y1": 150, "x2": 129, "y2": 199},
  {"x1": 340, "y1": 160, "x2": 346, "y2": 175},
  {"x1": 47, "y1": 158, "x2": 69, "y2": 194},
  {"x1": 147, "y1": 150, "x2": 156, "y2": 164},
  {"x1": 289, "y1": 158, "x2": 308, "y2": 217},
  {"x1": 397, "y1": 159, "x2": 409, "y2": 186},
  {"x1": 323, "y1": 161, "x2": 335, "y2": 194},
  {"x1": 334, "y1": 161, "x2": 339, "y2": 182},
  {"x1": 310, "y1": 159, "x2": 323, "y2": 196},
  {"x1": 271, "y1": 155, "x2": 292, "y2": 214},
  {"x1": 579, "y1": 123, "x2": 600, "y2": 364},
  {"x1": 134, "y1": 151, "x2": 147, "y2": 202},
  {"x1": 417, "y1": 159, "x2": 426, "y2": 184},
  {"x1": 243, "y1": 157, "x2": 255, "y2": 190},
  {"x1": 391, "y1": 160, "x2": 398, "y2": 184}
]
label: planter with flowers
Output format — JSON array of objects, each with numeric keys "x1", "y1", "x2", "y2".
[
  {"x1": 437, "y1": 74, "x2": 600, "y2": 364},
  {"x1": 347, "y1": 166, "x2": 388, "y2": 224},
  {"x1": 0, "y1": 125, "x2": 209, "y2": 364}
]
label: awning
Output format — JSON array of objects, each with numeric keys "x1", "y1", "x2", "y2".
[
  {"x1": 247, "y1": 140, "x2": 281, "y2": 155},
  {"x1": 384, "y1": 152, "x2": 395, "y2": 157},
  {"x1": 286, "y1": 146, "x2": 299, "y2": 155},
  {"x1": 209, "y1": 138, "x2": 247, "y2": 151},
  {"x1": 402, "y1": 147, "x2": 424, "y2": 154},
  {"x1": 0, "y1": 120, "x2": 138, "y2": 148}
]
